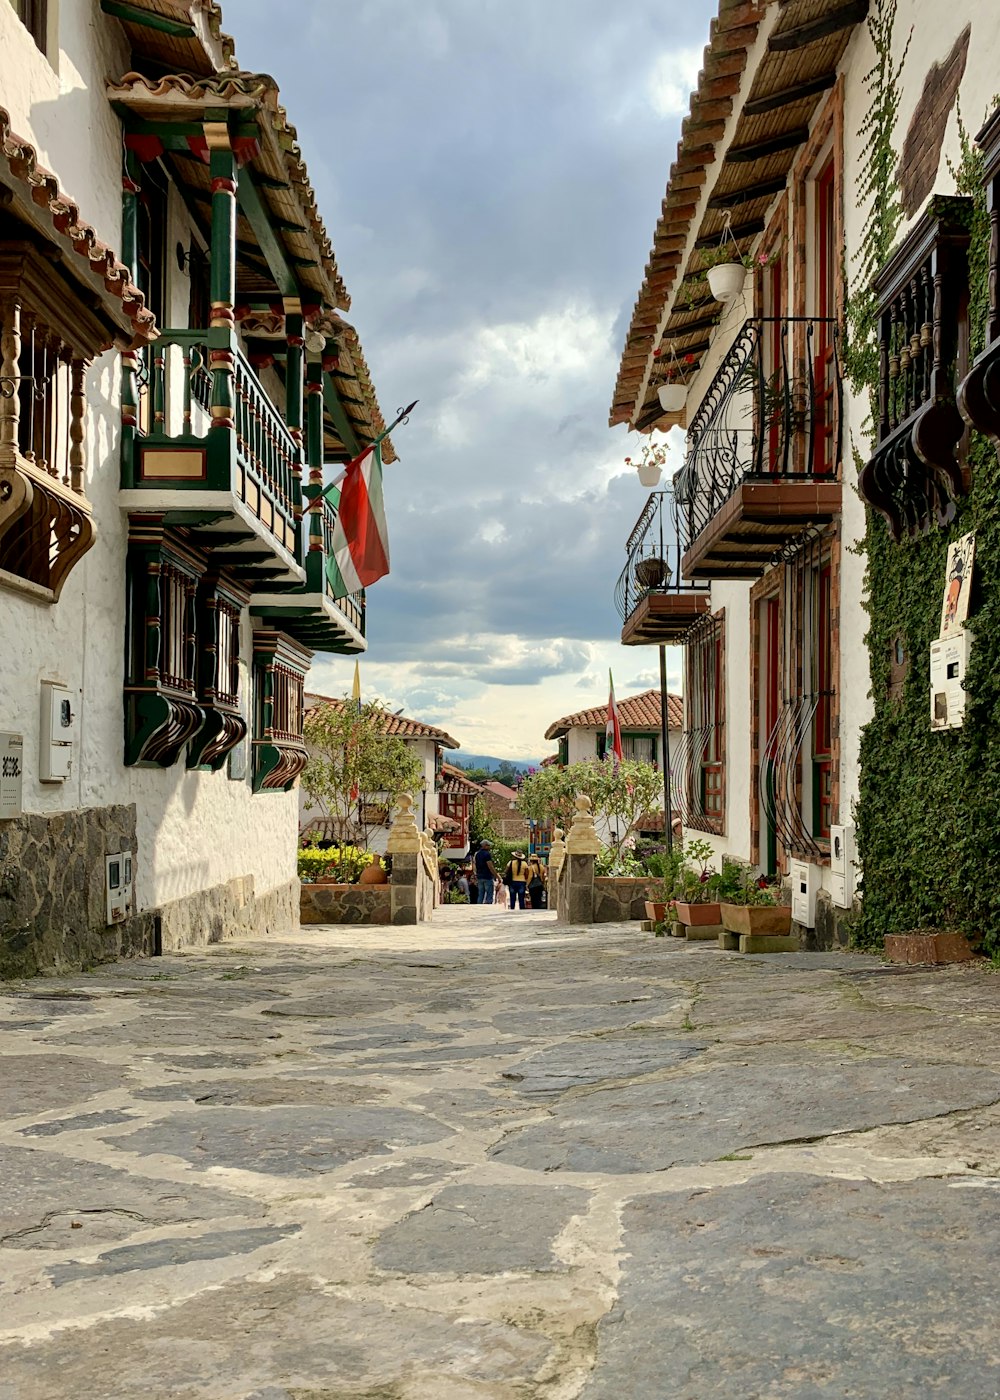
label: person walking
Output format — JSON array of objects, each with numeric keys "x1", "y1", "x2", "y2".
[
  {"x1": 527, "y1": 857, "x2": 546, "y2": 909},
  {"x1": 474, "y1": 842, "x2": 497, "y2": 904},
  {"x1": 507, "y1": 851, "x2": 530, "y2": 911}
]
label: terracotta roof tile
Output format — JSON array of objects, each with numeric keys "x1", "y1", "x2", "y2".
[
  {"x1": 544, "y1": 689, "x2": 683, "y2": 741},
  {"x1": 0, "y1": 111, "x2": 156, "y2": 346},
  {"x1": 439, "y1": 762, "x2": 485, "y2": 796},
  {"x1": 304, "y1": 693, "x2": 459, "y2": 748},
  {"x1": 428, "y1": 813, "x2": 461, "y2": 833}
]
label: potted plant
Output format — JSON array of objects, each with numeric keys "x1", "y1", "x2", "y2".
[
  {"x1": 672, "y1": 838, "x2": 722, "y2": 925},
  {"x1": 715, "y1": 861, "x2": 792, "y2": 936},
  {"x1": 644, "y1": 845, "x2": 684, "y2": 923},
  {"x1": 635, "y1": 553, "x2": 668, "y2": 589},
  {"x1": 701, "y1": 237, "x2": 783, "y2": 304},
  {"x1": 624, "y1": 439, "x2": 668, "y2": 489},
  {"x1": 651, "y1": 346, "x2": 696, "y2": 412}
]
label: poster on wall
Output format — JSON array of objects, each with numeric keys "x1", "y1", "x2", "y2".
[{"x1": 940, "y1": 532, "x2": 975, "y2": 639}]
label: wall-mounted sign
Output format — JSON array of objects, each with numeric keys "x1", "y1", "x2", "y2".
[
  {"x1": 941, "y1": 532, "x2": 975, "y2": 639},
  {"x1": 0, "y1": 732, "x2": 24, "y2": 817}
]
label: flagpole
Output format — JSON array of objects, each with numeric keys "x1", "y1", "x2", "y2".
[{"x1": 659, "y1": 645, "x2": 674, "y2": 855}]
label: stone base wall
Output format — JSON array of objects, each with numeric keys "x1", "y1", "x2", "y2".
[
  {"x1": 0, "y1": 804, "x2": 155, "y2": 979},
  {"x1": 158, "y1": 876, "x2": 299, "y2": 952},
  {"x1": 300, "y1": 882, "x2": 391, "y2": 926},
  {"x1": 593, "y1": 877, "x2": 661, "y2": 922},
  {"x1": 0, "y1": 801, "x2": 300, "y2": 978},
  {"x1": 798, "y1": 889, "x2": 862, "y2": 952}
]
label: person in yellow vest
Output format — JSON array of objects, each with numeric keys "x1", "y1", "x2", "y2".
[{"x1": 505, "y1": 852, "x2": 531, "y2": 911}]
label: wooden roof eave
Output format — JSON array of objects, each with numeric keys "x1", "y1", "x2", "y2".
[
  {"x1": 108, "y1": 72, "x2": 350, "y2": 311},
  {"x1": 612, "y1": 0, "x2": 869, "y2": 434}
]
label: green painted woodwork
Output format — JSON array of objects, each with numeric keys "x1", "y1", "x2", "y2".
[
  {"x1": 322, "y1": 372, "x2": 361, "y2": 457},
  {"x1": 101, "y1": 0, "x2": 195, "y2": 36},
  {"x1": 209, "y1": 147, "x2": 237, "y2": 309},
  {"x1": 119, "y1": 118, "x2": 259, "y2": 145},
  {"x1": 237, "y1": 167, "x2": 301, "y2": 297},
  {"x1": 285, "y1": 314, "x2": 304, "y2": 438}
]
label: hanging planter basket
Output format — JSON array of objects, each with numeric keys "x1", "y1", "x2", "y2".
[
  {"x1": 657, "y1": 383, "x2": 687, "y2": 413},
  {"x1": 635, "y1": 556, "x2": 668, "y2": 588},
  {"x1": 636, "y1": 459, "x2": 662, "y2": 488},
  {"x1": 707, "y1": 263, "x2": 747, "y2": 303}
]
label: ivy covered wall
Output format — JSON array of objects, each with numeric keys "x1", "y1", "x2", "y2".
[{"x1": 851, "y1": 6, "x2": 1000, "y2": 953}]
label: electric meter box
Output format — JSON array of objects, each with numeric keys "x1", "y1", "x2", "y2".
[
  {"x1": 790, "y1": 858, "x2": 821, "y2": 928},
  {"x1": 930, "y1": 631, "x2": 973, "y2": 731},
  {"x1": 830, "y1": 823, "x2": 856, "y2": 909},
  {"x1": 105, "y1": 851, "x2": 134, "y2": 925},
  {"x1": 39, "y1": 681, "x2": 77, "y2": 782}
]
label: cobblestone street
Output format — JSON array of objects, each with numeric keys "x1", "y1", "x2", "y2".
[{"x1": 2, "y1": 908, "x2": 1000, "y2": 1399}]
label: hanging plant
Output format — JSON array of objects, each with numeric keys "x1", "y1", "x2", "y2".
[
  {"x1": 624, "y1": 440, "x2": 668, "y2": 488},
  {"x1": 651, "y1": 346, "x2": 696, "y2": 411}
]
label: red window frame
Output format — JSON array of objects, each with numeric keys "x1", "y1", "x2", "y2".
[{"x1": 814, "y1": 159, "x2": 837, "y2": 476}]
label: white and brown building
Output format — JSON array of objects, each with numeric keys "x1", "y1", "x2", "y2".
[
  {"x1": 612, "y1": 0, "x2": 997, "y2": 944},
  {"x1": 0, "y1": 1, "x2": 395, "y2": 973}
]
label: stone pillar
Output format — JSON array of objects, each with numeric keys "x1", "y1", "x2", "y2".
[
  {"x1": 547, "y1": 826, "x2": 566, "y2": 912},
  {"x1": 559, "y1": 795, "x2": 600, "y2": 925},
  {"x1": 387, "y1": 793, "x2": 421, "y2": 925}
]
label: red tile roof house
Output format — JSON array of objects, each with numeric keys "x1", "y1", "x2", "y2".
[
  {"x1": 300, "y1": 693, "x2": 460, "y2": 853},
  {"x1": 543, "y1": 688, "x2": 684, "y2": 843},
  {"x1": 478, "y1": 780, "x2": 533, "y2": 846}
]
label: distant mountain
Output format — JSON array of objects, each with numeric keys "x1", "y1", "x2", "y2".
[{"x1": 451, "y1": 751, "x2": 546, "y2": 773}]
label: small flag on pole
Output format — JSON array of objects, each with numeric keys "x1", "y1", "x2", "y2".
[
  {"x1": 606, "y1": 670, "x2": 623, "y2": 771},
  {"x1": 325, "y1": 442, "x2": 390, "y2": 599}
]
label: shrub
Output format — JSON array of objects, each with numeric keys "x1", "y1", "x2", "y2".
[{"x1": 297, "y1": 846, "x2": 376, "y2": 884}]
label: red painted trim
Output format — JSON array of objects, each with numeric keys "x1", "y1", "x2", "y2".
[{"x1": 124, "y1": 133, "x2": 164, "y2": 162}]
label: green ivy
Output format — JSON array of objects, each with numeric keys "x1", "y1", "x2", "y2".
[{"x1": 851, "y1": 19, "x2": 1000, "y2": 955}]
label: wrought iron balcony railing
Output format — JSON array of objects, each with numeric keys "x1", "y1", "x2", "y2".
[
  {"x1": 614, "y1": 490, "x2": 711, "y2": 645},
  {"x1": 674, "y1": 317, "x2": 843, "y2": 576}
]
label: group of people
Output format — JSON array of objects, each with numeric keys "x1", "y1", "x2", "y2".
[{"x1": 440, "y1": 841, "x2": 547, "y2": 910}]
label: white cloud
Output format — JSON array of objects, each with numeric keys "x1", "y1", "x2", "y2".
[{"x1": 646, "y1": 45, "x2": 704, "y2": 118}]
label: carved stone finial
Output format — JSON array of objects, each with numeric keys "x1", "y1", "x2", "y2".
[
  {"x1": 548, "y1": 825, "x2": 567, "y2": 877},
  {"x1": 387, "y1": 791, "x2": 422, "y2": 853},
  {"x1": 566, "y1": 792, "x2": 602, "y2": 855}
]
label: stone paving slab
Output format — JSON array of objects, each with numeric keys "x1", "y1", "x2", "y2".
[
  {"x1": 580, "y1": 1173, "x2": 1000, "y2": 1400},
  {"x1": 2, "y1": 905, "x2": 1000, "y2": 1398}
]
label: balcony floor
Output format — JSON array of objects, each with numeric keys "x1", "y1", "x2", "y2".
[
  {"x1": 621, "y1": 590, "x2": 712, "y2": 646},
  {"x1": 681, "y1": 480, "x2": 842, "y2": 580},
  {"x1": 252, "y1": 591, "x2": 366, "y2": 655}
]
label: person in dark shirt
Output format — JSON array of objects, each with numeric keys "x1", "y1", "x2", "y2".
[{"x1": 473, "y1": 842, "x2": 497, "y2": 904}]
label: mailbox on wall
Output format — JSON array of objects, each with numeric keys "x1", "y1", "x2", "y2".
[{"x1": 105, "y1": 851, "x2": 134, "y2": 925}]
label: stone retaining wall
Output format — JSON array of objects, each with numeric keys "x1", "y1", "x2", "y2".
[
  {"x1": 593, "y1": 876, "x2": 661, "y2": 923},
  {"x1": 300, "y1": 882, "x2": 391, "y2": 926}
]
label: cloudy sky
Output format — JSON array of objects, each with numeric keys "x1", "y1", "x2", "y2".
[{"x1": 237, "y1": 0, "x2": 716, "y2": 758}]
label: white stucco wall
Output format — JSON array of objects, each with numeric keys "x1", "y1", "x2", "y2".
[
  {"x1": 0, "y1": 8, "x2": 299, "y2": 915},
  {"x1": 674, "y1": 0, "x2": 999, "y2": 898}
]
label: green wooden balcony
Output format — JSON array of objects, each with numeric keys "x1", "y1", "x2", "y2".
[
  {"x1": 252, "y1": 493, "x2": 366, "y2": 654},
  {"x1": 120, "y1": 329, "x2": 304, "y2": 590}
]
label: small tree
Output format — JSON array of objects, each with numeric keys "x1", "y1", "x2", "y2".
[
  {"x1": 517, "y1": 761, "x2": 602, "y2": 831},
  {"x1": 591, "y1": 759, "x2": 664, "y2": 870},
  {"x1": 302, "y1": 700, "x2": 423, "y2": 850}
]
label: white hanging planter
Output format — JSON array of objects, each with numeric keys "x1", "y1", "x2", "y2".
[
  {"x1": 657, "y1": 383, "x2": 687, "y2": 413},
  {"x1": 636, "y1": 460, "x2": 662, "y2": 488},
  {"x1": 707, "y1": 262, "x2": 747, "y2": 303}
]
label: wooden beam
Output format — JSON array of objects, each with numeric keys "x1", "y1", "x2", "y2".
[
  {"x1": 695, "y1": 217, "x2": 765, "y2": 248},
  {"x1": 743, "y1": 70, "x2": 837, "y2": 116},
  {"x1": 322, "y1": 373, "x2": 361, "y2": 457},
  {"x1": 101, "y1": 0, "x2": 194, "y2": 35},
  {"x1": 725, "y1": 126, "x2": 810, "y2": 163},
  {"x1": 236, "y1": 167, "x2": 300, "y2": 298},
  {"x1": 708, "y1": 174, "x2": 788, "y2": 209},
  {"x1": 768, "y1": 0, "x2": 869, "y2": 51}
]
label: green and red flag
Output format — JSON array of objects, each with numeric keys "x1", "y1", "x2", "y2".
[
  {"x1": 323, "y1": 401, "x2": 417, "y2": 601},
  {"x1": 606, "y1": 669, "x2": 623, "y2": 771}
]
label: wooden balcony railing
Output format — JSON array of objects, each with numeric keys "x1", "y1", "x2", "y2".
[
  {"x1": 0, "y1": 251, "x2": 97, "y2": 599},
  {"x1": 675, "y1": 317, "x2": 842, "y2": 579},
  {"x1": 126, "y1": 328, "x2": 301, "y2": 573},
  {"x1": 860, "y1": 197, "x2": 971, "y2": 539}
]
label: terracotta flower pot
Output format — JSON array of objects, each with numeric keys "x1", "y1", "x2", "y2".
[
  {"x1": 674, "y1": 901, "x2": 722, "y2": 926},
  {"x1": 720, "y1": 903, "x2": 792, "y2": 936},
  {"x1": 644, "y1": 900, "x2": 667, "y2": 922},
  {"x1": 359, "y1": 860, "x2": 388, "y2": 886}
]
